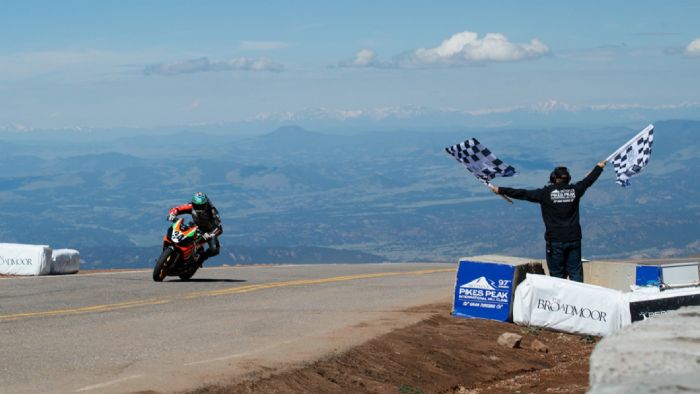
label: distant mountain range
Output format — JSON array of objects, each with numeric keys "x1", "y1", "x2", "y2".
[
  {"x1": 3, "y1": 100, "x2": 700, "y2": 134},
  {"x1": 249, "y1": 101, "x2": 700, "y2": 131},
  {"x1": 0, "y1": 119, "x2": 698, "y2": 268},
  {"x1": 79, "y1": 245, "x2": 384, "y2": 269}
]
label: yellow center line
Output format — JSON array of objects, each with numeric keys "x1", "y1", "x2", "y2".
[
  {"x1": 0, "y1": 299, "x2": 170, "y2": 322},
  {"x1": 185, "y1": 268, "x2": 454, "y2": 298},
  {"x1": 0, "y1": 268, "x2": 455, "y2": 322}
]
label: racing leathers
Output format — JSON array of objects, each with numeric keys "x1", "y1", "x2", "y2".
[{"x1": 168, "y1": 203, "x2": 222, "y2": 265}]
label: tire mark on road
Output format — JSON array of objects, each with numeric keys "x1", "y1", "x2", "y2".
[
  {"x1": 75, "y1": 374, "x2": 144, "y2": 392},
  {"x1": 183, "y1": 340, "x2": 297, "y2": 366}
]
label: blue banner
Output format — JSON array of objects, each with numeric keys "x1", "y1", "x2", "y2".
[
  {"x1": 636, "y1": 265, "x2": 662, "y2": 287},
  {"x1": 453, "y1": 260, "x2": 515, "y2": 321}
]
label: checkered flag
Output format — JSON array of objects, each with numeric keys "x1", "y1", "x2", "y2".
[
  {"x1": 606, "y1": 124, "x2": 654, "y2": 187},
  {"x1": 445, "y1": 138, "x2": 518, "y2": 185}
]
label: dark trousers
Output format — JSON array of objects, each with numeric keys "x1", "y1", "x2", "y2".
[
  {"x1": 199, "y1": 236, "x2": 220, "y2": 265},
  {"x1": 206, "y1": 236, "x2": 220, "y2": 257},
  {"x1": 546, "y1": 240, "x2": 583, "y2": 282}
]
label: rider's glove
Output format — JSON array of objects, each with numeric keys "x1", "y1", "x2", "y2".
[
  {"x1": 202, "y1": 232, "x2": 213, "y2": 240},
  {"x1": 167, "y1": 211, "x2": 177, "y2": 221}
]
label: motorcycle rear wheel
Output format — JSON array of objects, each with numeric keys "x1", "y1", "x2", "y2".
[{"x1": 153, "y1": 248, "x2": 175, "y2": 282}]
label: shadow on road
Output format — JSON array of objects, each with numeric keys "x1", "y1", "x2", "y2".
[{"x1": 169, "y1": 278, "x2": 247, "y2": 283}]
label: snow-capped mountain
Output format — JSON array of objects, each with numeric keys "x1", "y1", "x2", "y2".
[
  {"x1": 460, "y1": 277, "x2": 497, "y2": 290},
  {"x1": 246, "y1": 101, "x2": 700, "y2": 132}
]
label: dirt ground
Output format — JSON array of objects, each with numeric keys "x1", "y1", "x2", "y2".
[{"x1": 188, "y1": 303, "x2": 597, "y2": 394}]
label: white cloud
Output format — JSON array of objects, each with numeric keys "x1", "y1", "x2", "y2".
[
  {"x1": 352, "y1": 49, "x2": 377, "y2": 67},
  {"x1": 240, "y1": 41, "x2": 290, "y2": 50},
  {"x1": 410, "y1": 31, "x2": 549, "y2": 66},
  {"x1": 684, "y1": 38, "x2": 700, "y2": 56},
  {"x1": 144, "y1": 56, "x2": 284, "y2": 75},
  {"x1": 336, "y1": 49, "x2": 388, "y2": 68},
  {"x1": 335, "y1": 31, "x2": 549, "y2": 69}
]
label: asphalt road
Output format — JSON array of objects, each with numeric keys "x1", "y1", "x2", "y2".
[{"x1": 0, "y1": 263, "x2": 456, "y2": 394}]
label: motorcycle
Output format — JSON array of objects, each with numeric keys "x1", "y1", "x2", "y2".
[{"x1": 152, "y1": 218, "x2": 206, "y2": 282}]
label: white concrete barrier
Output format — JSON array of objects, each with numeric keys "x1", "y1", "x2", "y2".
[
  {"x1": 50, "y1": 249, "x2": 80, "y2": 275},
  {"x1": 0, "y1": 243, "x2": 52, "y2": 276},
  {"x1": 583, "y1": 260, "x2": 637, "y2": 291},
  {"x1": 589, "y1": 306, "x2": 700, "y2": 393}
]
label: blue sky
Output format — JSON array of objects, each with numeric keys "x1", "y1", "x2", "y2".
[{"x1": 1, "y1": 1, "x2": 699, "y2": 128}]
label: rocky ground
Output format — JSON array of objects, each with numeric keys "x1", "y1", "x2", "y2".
[{"x1": 188, "y1": 303, "x2": 597, "y2": 394}]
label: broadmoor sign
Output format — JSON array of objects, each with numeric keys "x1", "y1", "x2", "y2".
[{"x1": 0, "y1": 256, "x2": 33, "y2": 266}]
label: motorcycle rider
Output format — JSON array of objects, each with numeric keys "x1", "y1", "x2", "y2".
[{"x1": 168, "y1": 192, "x2": 222, "y2": 266}]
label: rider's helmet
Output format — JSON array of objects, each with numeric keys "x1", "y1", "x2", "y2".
[{"x1": 192, "y1": 192, "x2": 209, "y2": 212}]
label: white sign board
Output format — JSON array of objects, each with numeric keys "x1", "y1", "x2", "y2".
[
  {"x1": 513, "y1": 274, "x2": 630, "y2": 337},
  {"x1": 0, "y1": 243, "x2": 52, "y2": 276},
  {"x1": 626, "y1": 286, "x2": 700, "y2": 323}
]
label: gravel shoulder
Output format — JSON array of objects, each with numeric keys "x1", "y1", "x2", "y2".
[{"x1": 187, "y1": 303, "x2": 597, "y2": 394}]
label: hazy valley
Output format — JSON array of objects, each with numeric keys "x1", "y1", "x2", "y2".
[{"x1": 1, "y1": 119, "x2": 698, "y2": 268}]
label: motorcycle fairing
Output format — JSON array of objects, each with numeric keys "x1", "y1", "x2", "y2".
[{"x1": 170, "y1": 219, "x2": 198, "y2": 244}]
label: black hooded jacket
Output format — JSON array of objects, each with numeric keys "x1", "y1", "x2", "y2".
[{"x1": 498, "y1": 165, "x2": 603, "y2": 242}]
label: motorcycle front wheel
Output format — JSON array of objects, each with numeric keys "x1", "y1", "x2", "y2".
[{"x1": 153, "y1": 247, "x2": 175, "y2": 282}]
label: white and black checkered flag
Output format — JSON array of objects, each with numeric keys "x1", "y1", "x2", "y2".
[
  {"x1": 445, "y1": 138, "x2": 518, "y2": 185},
  {"x1": 606, "y1": 124, "x2": 654, "y2": 187}
]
